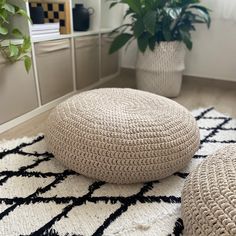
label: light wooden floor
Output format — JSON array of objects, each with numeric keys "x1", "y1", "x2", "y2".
[{"x1": 1, "y1": 69, "x2": 236, "y2": 140}]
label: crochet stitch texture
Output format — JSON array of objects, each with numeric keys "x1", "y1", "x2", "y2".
[
  {"x1": 46, "y1": 88, "x2": 200, "y2": 184},
  {"x1": 182, "y1": 145, "x2": 236, "y2": 236}
]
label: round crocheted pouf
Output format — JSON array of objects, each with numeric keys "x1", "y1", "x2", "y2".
[
  {"x1": 182, "y1": 145, "x2": 236, "y2": 236},
  {"x1": 46, "y1": 88, "x2": 200, "y2": 184}
]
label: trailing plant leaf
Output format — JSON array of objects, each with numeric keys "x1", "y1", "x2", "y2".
[
  {"x1": 0, "y1": 25, "x2": 8, "y2": 34},
  {"x1": 2, "y1": 3, "x2": 15, "y2": 14},
  {"x1": 0, "y1": 0, "x2": 32, "y2": 72},
  {"x1": 12, "y1": 28, "x2": 23, "y2": 38},
  {"x1": 9, "y1": 43, "x2": 19, "y2": 58},
  {"x1": 109, "y1": 0, "x2": 211, "y2": 54},
  {"x1": 24, "y1": 55, "x2": 31, "y2": 73}
]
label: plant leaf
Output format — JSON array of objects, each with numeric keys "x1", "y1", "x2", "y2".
[
  {"x1": 0, "y1": 0, "x2": 6, "y2": 5},
  {"x1": 24, "y1": 55, "x2": 31, "y2": 73},
  {"x1": 137, "y1": 32, "x2": 149, "y2": 53},
  {"x1": 9, "y1": 43, "x2": 19, "y2": 58},
  {"x1": 109, "y1": 2, "x2": 117, "y2": 9},
  {"x1": 2, "y1": 3, "x2": 15, "y2": 14},
  {"x1": 22, "y1": 36, "x2": 31, "y2": 52},
  {"x1": 16, "y1": 8, "x2": 31, "y2": 21},
  {"x1": 179, "y1": 29, "x2": 192, "y2": 50},
  {"x1": 0, "y1": 25, "x2": 8, "y2": 35},
  {"x1": 148, "y1": 36, "x2": 156, "y2": 51},
  {"x1": 143, "y1": 11, "x2": 157, "y2": 35},
  {"x1": 122, "y1": 0, "x2": 142, "y2": 15},
  {"x1": 0, "y1": 9, "x2": 8, "y2": 23},
  {"x1": 109, "y1": 33, "x2": 133, "y2": 54},
  {"x1": 189, "y1": 5, "x2": 211, "y2": 27},
  {"x1": 12, "y1": 28, "x2": 23, "y2": 38},
  {"x1": 133, "y1": 18, "x2": 144, "y2": 38}
]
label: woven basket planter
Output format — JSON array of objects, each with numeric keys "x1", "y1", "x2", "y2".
[{"x1": 136, "y1": 41, "x2": 186, "y2": 97}]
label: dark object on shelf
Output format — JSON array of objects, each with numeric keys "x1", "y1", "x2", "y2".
[
  {"x1": 29, "y1": 1, "x2": 71, "y2": 34},
  {"x1": 73, "y1": 4, "x2": 94, "y2": 31},
  {"x1": 30, "y1": 6, "x2": 45, "y2": 24}
]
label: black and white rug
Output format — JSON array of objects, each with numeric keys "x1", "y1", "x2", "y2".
[{"x1": 0, "y1": 108, "x2": 235, "y2": 236}]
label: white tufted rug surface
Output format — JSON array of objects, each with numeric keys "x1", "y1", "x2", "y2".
[{"x1": 0, "y1": 108, "x2": 235, "y2": 236}]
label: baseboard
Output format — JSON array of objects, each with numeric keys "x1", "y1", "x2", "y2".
[
  {"x1": 121, "y1": 67, "x2": 236, "y2": 83},
  {"x1": 183, "y1": 73, "x2": 236, "y2": 83}
]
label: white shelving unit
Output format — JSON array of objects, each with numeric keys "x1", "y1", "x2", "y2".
[
  {"x1": 26, "y1": 0, "x2": 123, "y2": 42},
  {"x1": 0, "y1": 0, "x2": 123, "y2": 133}
]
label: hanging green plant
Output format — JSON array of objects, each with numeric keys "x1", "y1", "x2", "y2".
[{"x1": 0, "y1": 0, "x2": 31, "y2": 72}]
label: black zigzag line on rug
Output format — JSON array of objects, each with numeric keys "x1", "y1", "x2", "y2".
[
  {"x1": 174, "y1": 172, "x2": 189, "y2": 179},
  {"x1": 0, "y1": 135, "x2": 44, "y2": 160},
  {"x1": 167, "y1": 218, "x2": 184, "y2": 236},
  {"x1": 0, "y1": 195, "x2": 181, "y2": 206},
  {"x1": 194, "y1": 107, "x2": 214, "y2": 121},
  {"x1": 0, "y1": 152, "x2": 54, "y2": 186},
  {"x1": 193, "y1": 154, "x2": 207, "y2": 159},
  {"x1": 200, "y1": 116, "x2": 231, "y2": 120},
  {"x1": 0, "y1": 169, "x2": 75, "y2": 221},
  {"x1": 40, "y1": 228, "x2": 82, "y2": 236},
  {"x1": 203, "y1": 140, "x2": 236, "y2": 144},
  {"x1": 0, "y1": 170, "x2": 67, "y2": 180},
  {"x1": 200, "y1": 117, "x2": 232, "y2": 145},
  {"x1": 18, "y1": 150, "x2": 54, "y2": 158},
  {"x1": 199, "y1": 127, "x2": 236, "y2": 131},
  {"x1": 92, "y1": 181, "x2": 158, "y2": 236},
  {"x1": 29, "y1": 181, "x2": 106, "y2": 236},
  {"x1": 21, "y1": 228, "x2": 83, "y2": 236}
]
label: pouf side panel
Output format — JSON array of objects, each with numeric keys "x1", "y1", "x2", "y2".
[{"x1": 182, "y1": 145, "x2": 236, "y2": 236}]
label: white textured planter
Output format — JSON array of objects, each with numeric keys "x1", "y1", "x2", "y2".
[{"x1": 136, "y1": 41, "x2": 186, "y2": 97}]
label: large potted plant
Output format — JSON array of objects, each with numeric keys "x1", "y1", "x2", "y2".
[
  {"x1": 0, "y1": 0, "x2": 31, "y2": 72},
  {"x1": 109, "y1": 0, "x2": 211, "y2": 97}
]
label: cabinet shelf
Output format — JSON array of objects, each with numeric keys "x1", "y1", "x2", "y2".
[
  {"x1": 31, "y1": 29, "x2": 115, "y2": 43},
  {"x1": 72, "y1": 30, "x2": 100, "y2": 37},
  {"x1": 32, "y1": 34, "x2": 72, "y2": 43},
  {"x1": 100, "y1": 28, "x2": 117, "y2": 34}
]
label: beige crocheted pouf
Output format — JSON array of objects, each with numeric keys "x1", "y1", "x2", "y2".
[
  {"x1": 182, "y1": 145, "x2": 236, "y2": 236},
  {"x1": 46, "y1": 88, "x2": 200, "y2": 184}
]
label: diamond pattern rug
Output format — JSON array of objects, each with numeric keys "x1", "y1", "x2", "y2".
[{"x1": 0, "y1": 108, "x2": 235, "y2": 236}]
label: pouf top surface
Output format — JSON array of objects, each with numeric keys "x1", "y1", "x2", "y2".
[
  {"x1": 46, "y1": 88, "x2": 200, "y2": 184},
  {"x1": 182, "y1": 145, "x2": 236, "y2": 236},
  {"x1": 56, "y1": 88, "x2": 192, "y2": 134}
]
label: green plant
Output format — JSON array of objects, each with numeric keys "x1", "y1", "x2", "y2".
[
  {"x1": 0, "y1": 0, "x2": 31, "y2": 72},
  {"x1": 109, "y1": 0, "x2": 211, "y2": 54}
]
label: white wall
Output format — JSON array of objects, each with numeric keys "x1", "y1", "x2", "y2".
[{"x1": 121, "y1": 19, "x2": 236, "y2": 82}]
